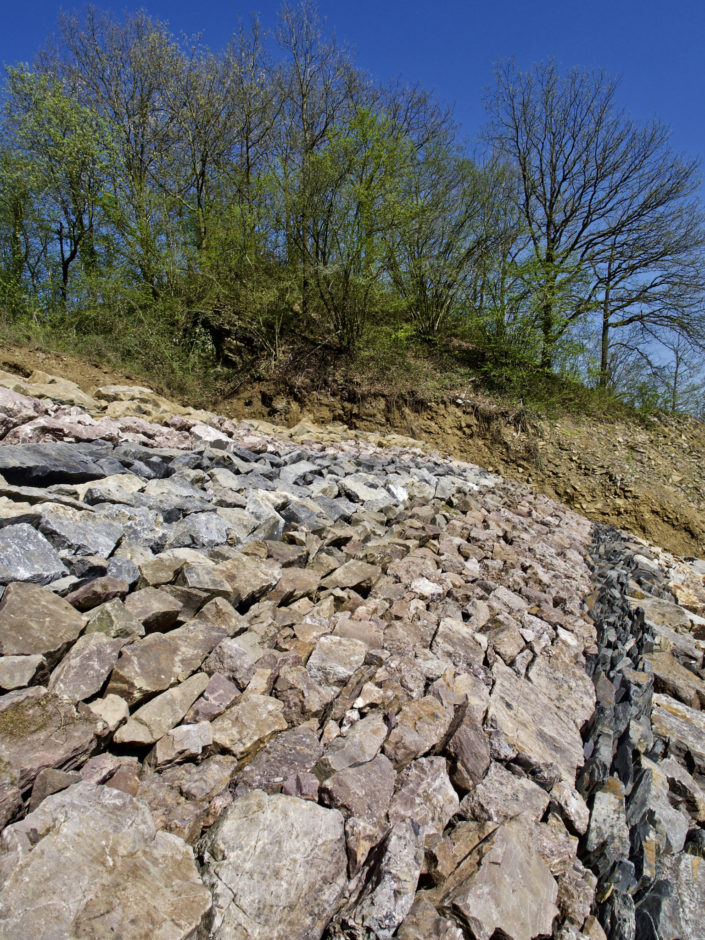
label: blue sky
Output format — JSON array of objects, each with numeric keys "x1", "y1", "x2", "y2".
[{"x1": 2, "y1": 0, "x2": 704, "y2": 169}]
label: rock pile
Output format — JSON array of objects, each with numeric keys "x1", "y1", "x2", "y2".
[
  {"x1": 0, "y1": 374, "x2": 703, "y2": 938},
  {"x1": 580, "y1": 526, "x2": 705, "y2": 939}
]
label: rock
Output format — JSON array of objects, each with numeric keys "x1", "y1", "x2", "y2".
[
  {"x1": 0, "y1": 654, "x2": 44, "y2": 690},
  {"x1": 461, "y1": 762, "x2": 550, "y2": 824},
  {"x1": 652, "y1": 692, "x2": 705, "y2": 773},
  {"x1": 306, "y1": 634, "x2": 367, "y2": 688},
  {"x1": 165, "y1": 511, "x2": 233, "y2": 549},
  {"x1": 0, "y1": 688, "x2": 100, "y2": 791},
  {"x1": 528, "y1": 649, "x2": 596, "y2": 730},
  {"x1": 28, "y1": 767, "x2": 82, "y2": 811},
  {"x1": 39, "y1": 504, "x2": 123, "y2": 557},
  {"x1": 352, "y1": 818, "x2": 425, "y2": 939},
  {"x1": 114, "y1": 672, "x2": 209, "y2": 745},
  {"x1": 211, "y1": 694, "x2": 287, "y2": 765},
  {"x1": 86, "y1": 693, "x2": 129, "y2": 732},
  {"x1": 431, "y1": 617, "x2": 484, "y2": 671},
  {"x1": 213, "y1": 554, "x2": 282, "y2": 606},
  {"x1": 106, "y1": 619, "x2": 227, "y2": 704},
  {"x1": 647, "y1": 650, "x2": 705, "y2": 709},
  {"x1": 186, "y1": 672, "x2": 240, "y2": 722},
  {"x1": 488, "y1": 660, "x2": 584, "y2": 782},
  {"x1": 443, "y1": 815, "x2": 559, "y2": 940},
  {"x1": 234, "y1": 726, "x2": 324, "y2": 796},
  {"x1": 84, "y1": 597, "x2": 145, "y2": 639},
  {"x1": 202, "y1": 635, "x2": 259, "y2": 689},
  {"x1": 124, "y1": 586, "x2": 183, "y2": 632},
  {"x1": 585, "y1": 776, "x2": 630, "y2": 863},
  {"x1": 389, "y1": 756, "x2": 460, "y2": 840},
  {"x1": 0, "y1": 781, "x2": 211, "y2": 938},
  {"x1": 0, "y1": 581, "x2": 85, "y2": 663},
  {"x1": 151, "y1": 721, "x2": 214, "y2": 767},
  {"x1": 200, "y1": 789, "x2": 347, "y2": 939},
  {"x1": 0, "y1": 523, "x2": 68, "y2": 585},
  {"x1": 317, "y1": 712, "x2": 389, "y2": 777},
  {"x1": 178, "y1": 563, "x2": 234, "y2": 599},
  {"x1": 322, "y1": 559, "x2": 381, "y2": 591},
  {"x1": 63, "y1": 575, "x2": 129, "y2": 611},
  {"x1": 446, "y1": 713, "x2": 491, "y2": 790},
  {"x1": 320, "y1": 753, "x2": 396, "y2": 872},
  {"x1": 396, "y1": 897, "x2": 464, "y2": 940},
  {"x1": 47, "y1": 632, "x2": 125, "y2": 702},
  {"x1": 0, "y1": 441, "x2": 107, "y2": 485},
  {"x1": 384, "y1": 696, "x2": 454, "y2": 768},
  {"x1": 550, "y1": 780, "x2": 591, "y2": 835}
]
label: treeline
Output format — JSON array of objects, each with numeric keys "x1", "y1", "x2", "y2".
[{"x1": 1, "y1": 3, "x2": 704, "y2": 410}]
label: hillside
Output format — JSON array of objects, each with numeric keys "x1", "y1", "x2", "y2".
[{"x1": 2, "y1": 340, "x2": 704, "y2": 558}]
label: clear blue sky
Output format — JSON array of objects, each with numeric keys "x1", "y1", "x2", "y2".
[{"x1": 2, "y1": 0, "x2": 704, "y2": 169}]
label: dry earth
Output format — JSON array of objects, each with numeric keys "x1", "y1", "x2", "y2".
[{"x1": 2, "y1": 341, "x2": 704, "y2": 557}]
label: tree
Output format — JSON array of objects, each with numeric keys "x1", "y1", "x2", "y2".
[{"x1": 485, "y1": 60, "x2": 705, "y2": 373}]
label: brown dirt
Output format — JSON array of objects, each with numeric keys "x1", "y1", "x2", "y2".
[{"x1": 2, "y1": 340, "x2": 704, "y2": 558}]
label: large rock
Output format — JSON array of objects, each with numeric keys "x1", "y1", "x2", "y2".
[
  {"x1": 106, "y1": 619, "x2": 227, "y2": 705},
  {"x1": 114, "y1": 673, "x2": 209, "y2": 745},
  {"x1": 388, "y1": 756, "x2": 460, "y2": 840},
  {"x1": 646, "y1": 650, "x2": 705, "y2": 709},
  {"x1": 442, "y1": 815, "x2": 559, "y2": 940},
  {"x1": 0, "y1": 442, "x2": 107, "y2": 485},
  {"x1": 306, "y1": 634, "x2": 368, "y2": 689},
  {"x1": 0, "y1": 781, "x2": 211, "y2": 938},
  {"x1": 0, "y1": 523, "x2": 68, "y2": 585},
  {"x1": 0, "y1": 688, "x2": 100, "y2": 791},
  {"x1": 234, "y1": 726, "x2": 324, "y2": 796},
  {"x1": 0, "y1": 581, "x2": 85, "y2": 663},
  {"x1": 200, "y1": 789, "x2": 347, "y2": 939},
  {"x1": 213, "y1": 554, "x2": 282, "y2": 606},
  {"x1": 383, "y1": 696, "x2": 454, "y2": 768},
  {"x1": 211, "y1": 694, "x2": 287, "y2": 765},
  {"x1": 352, "y1": 818, "x2": 425, "y2": 938},
  {"x1": 39, "y1": 504, "x2": 123, "y2": 557},
  {"x1": 488, "y1": 660, "x2": 584, "y2": 782},
  {"x1": 652, "y1": 692, "x2": 705, "y2": 773},
  {"x1": 47, "y1": 632, "x2": 125, "y2": 702}
]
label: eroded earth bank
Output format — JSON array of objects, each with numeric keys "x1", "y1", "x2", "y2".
[{"x1": 0, "y1": 371, "x2": 704, "y2": 939}]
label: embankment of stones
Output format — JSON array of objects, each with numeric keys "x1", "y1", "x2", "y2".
[{"x1": 0, "y1": 370, "x2": 703, "y2": 938}]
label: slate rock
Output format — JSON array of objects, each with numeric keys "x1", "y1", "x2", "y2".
[
  {"x1": 213, "y1": 554, "x2": 282, "y2": 607},
  {"x1": 85, "y1": 597, "x2": 145, "y2": 639},
  {"x1": 0, "y1": 442, "x2": 107, "y2": 485},
  {"x1": 388, "y1": 756, "x2": 460, "y2": 840},
  {"x1": 0, "y1": 781, "x2": 211, "y2": 938},
  {"x1": 165, "y1": 512, "x2": 232, "y2": 549},
  {"x1": 63, "y1": 575, "x2": 129, "y2": 611},
  {"x1": 0, "y1": 523, "x2": 68, "y2": 586},
  {"x1": 384, "y1": 696, "x2": 454, "y2": 768},
  {"x1": 460, "y1": 761, "x2": 550, "y2": 824},
  {"x1": 151, "y1": 721, "x2": 214, "y2": 767},
  {"x1": 0, "y1": 581, "x2": 85, "y2": 663},
  {"x1": 317, "y1": 712, "x2": 389, "y2": 778},
  {"x1": 200, "y1": 789, "x2": 347, "y2": 939},
  {"x1": 38, "y1": 504, "x2": 123, "y2": 557},
  {"x1": 0, "y1": 653, "x2": 44, "y2": 691},
  {"x1": 652, "y1": 692, "x2": 705, "y2": 773}
]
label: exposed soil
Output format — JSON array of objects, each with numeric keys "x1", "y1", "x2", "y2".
[{"x1": 2, "y1": 340, "x2": 704, "y2": 558}]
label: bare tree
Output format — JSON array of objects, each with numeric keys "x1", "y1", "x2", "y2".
[{"x1": 485, "y1": 59, "x2": 705, "y2": 373}]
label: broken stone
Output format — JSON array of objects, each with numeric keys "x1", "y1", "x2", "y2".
[
  {"x1": 114, "y1": 672, "x2": 209, "y2": 745},
  {"x1": 86, "y1": 693, "x2": 129, "y2": 732},
  {"x1": 0, "y1": 523, "x2": 68, "y2": 585},
  {"x1": 384, "y1": 696, "x2": 454, "y2": 768},
  {"x1": 211, "y1": 694, "x2": 287, "y2": 765},
  {"x1": 200, "y1": 789, "x2": 347, "y2": 939},
  {"x1": 389, "y1": 756, "x2": 460, "y2": 841},
  {"x1": 0, "y1": 782, "x2": 211, "y2": 938},
  {"x1": 0, "y1": 653, "x2": 44, "y2": 690},
  {"x1": 47, "y1": 632, "x2": 125, "y2": 702},
  {"x1": 0, "y1": 581, "x2": 85, "y2": 664},
  {"x1": 306, "y1": 634, "x2": 367, "y2": 688},
  {"x1": 151, "y1": 721, "x2": 213, "y2": 767},
  {"x1": 124, "y1": 586, "x2": 183, "y2": 632},
  {"x1": 234, "y1": 726, "x2": 324, "y2": 796},
  {"x1": 317, "y1": 711, "x2": 389, "y2": 778},
  {"x1": 460, "y1": 762, "x2": 550, "y2": 824},
  {"x1": 84, "y1": 597, "x2": 145, "y2": 639}
]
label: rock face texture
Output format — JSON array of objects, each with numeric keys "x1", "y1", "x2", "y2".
[{"x1": 0, "y1": 372, "x2": 704, "y2": 938}]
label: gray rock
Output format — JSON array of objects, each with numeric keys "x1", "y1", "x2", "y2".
[
  {"x1": 200, "y1": 789, "x2": 347, "y2": 939},
  {"x1": 234, "y1": 726, "x2": 324, "y2": 796},
  {"x1": 85, "y1": 597, "x2": 145, "y2": 639},
  {"x1": 212, "y1": 553, "x2": 282, "y2": 606},
  {"x1": 0, "y1": 442, "x2": 107, "y2": 486},
  {"x1": 211, "y1": 694, "x2": 288, "y2": 765},
  {"x1": 317, "y1": 712, "x2": 389, "y2": 777},
  {"x1": 165, "y1": 511, "x2": 233, "y2": 549},
  {"x1": 652, "y1": 693, "x2": 705, "y2": 773},
  {"x1": 307, "y1": 634, "x2": 367, "y2": 689},
  {"x1": 384, "y1": 696, "x2": 454, "y2": 769},
  {"x1": 389, "y1": 756, "x2": 460, "y2": 840},
  {"x1": 586, "y1": 776, "x2": 630, "y2": 861},
  {"x1": 0, "y1": 781, "x2": 211, "y2": 938},
  {"x1": 151, "y1": 721, "x2": 214, "y2": 767},
  {"x1": 106, "y1": 619, "x2": 227, "y2": 705},
  {"x1": 0, "y1": 523, "x2": 68, "y2": 585},
  {"x1": 461, "y1": 761, "x2": 550, "y2": 824},
  {"x1": 124, "y1": 586, "x2": 183, "y2": 632},
  {"x1": 39, "y1": 504, "x2": 123, "y2": 557}
]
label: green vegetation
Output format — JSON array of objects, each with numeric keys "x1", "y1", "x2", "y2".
[{"x1": 1, "y1": 3, "x2": 704, "y2": 415}]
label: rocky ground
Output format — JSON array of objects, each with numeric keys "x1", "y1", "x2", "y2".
[{"x1": 0, "y1": 369, "x2": 704, "y2": 938}]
